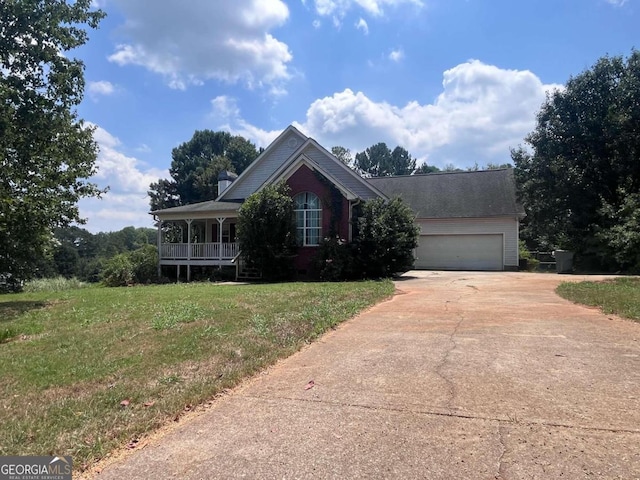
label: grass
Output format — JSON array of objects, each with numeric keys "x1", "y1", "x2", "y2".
[
  {"x1": 22, "y1": 276, "x2": 88, "y2": 293},
  {"x1": 0, "y1": 280, "x2": 393, "y2": 471},
  {"x1": 556, "y1": 277, "x2": 640, "y2": 321}
]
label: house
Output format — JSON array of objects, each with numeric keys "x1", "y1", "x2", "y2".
[{"x1": 151, "y1": 125, "x2": 524, "y2": 280}]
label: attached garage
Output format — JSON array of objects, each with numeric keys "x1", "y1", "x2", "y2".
[
  {"x1": 368, "y1": 169, "x2": 526, "y2": 271},
  {"x1": 415, "y1": 234, "x2": 504, "y2": 271}
]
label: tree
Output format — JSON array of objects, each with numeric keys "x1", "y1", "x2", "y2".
[
  {"x1": 443, "y1": 163, "x2": 463, "y2": 172},
  {"x1": 513, "y1": 50, "x2": 640, "y2": 270},
  {"x1": 415, "y1": 163, "x2": 441, "y2": 174},
  {"x1": 331, "y1": 146, "x2": 353, "y2": 166},
  {"x1": 352, "y1": 197, "x2": 419, "y2": 278},
  {"x1": 149, "y1": 130, "x2": 259, "y2": 211},
  {"x1": 355, "y1": 143, "x2": 417, "y2": 176},
  {"x1": 236, "y1": 183, "x2": 297, "y2": 281},
  {"x1": 485, "y1": 162, "x2": 512, "y2": 170},
  {"x1": 390, "y1": 146, "x2": 416, "y2": 175},
  {"x1": 0, "y1": 0, "x2": 106, "y2": 279}
]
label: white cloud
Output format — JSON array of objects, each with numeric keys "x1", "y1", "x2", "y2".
[
  {"x1": 291, "y1": 60, "x2": 562, "y2": 167},
  {"x1": 389, "y1": 48, "x2": 404, "y2": 62},
  {"x1": 310, "y1": 0, "x2": 422, "y2": 18},
  {"x1": 107, "y1": 0, "x2": 292, "y2": 92},
  {"x1": 78, "y1": 125, "x2": 168, "y2": 232},
  {"x1": 210, "y1": 96, "x2": 282, "y2": 148},
  {"x1": 312, "y1": 19, "x2": 322, "y2": 28},
  {"x1": 211, "y1": 61, "x2": 563, "y2": 168},
  {"x1": 87, "y1": 80, "x2": 115, "y2": 99},
  {"x1": 355, "y1": 17, "x2": 369, "y2": 34},
  {"x1": 135, "y1": 143, "x2": 152, "y2": 153},
  {"x1": 605, "y1": 0, "x2": 628, "y2": 5}
]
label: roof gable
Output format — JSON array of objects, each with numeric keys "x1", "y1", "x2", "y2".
[
  {"x1": 217, "y1": 125, "x2": 385, "y2": 202},
  {"x1": 263, "y1": 138, "x2": 386, "y2": 201},
  {"x1": 217, "y1": 125, "x2": 307, "y2": 201},
  {"x1": 368, "y1": 169, "x2": 525, "y2": 219}
]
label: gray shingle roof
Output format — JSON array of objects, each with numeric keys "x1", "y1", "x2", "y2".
[
  {"x1": 367, "y1": 169, "x2": 525, "y2": 219},
  {"x1": 151, "y1": 200, "x2": 241, "y2": 215}
]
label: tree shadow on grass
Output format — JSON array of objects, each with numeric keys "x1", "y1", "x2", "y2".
[{"x1": 0, "y1": 301, "x2": 48, "y2": 322}]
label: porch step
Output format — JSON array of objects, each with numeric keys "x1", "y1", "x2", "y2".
[{"x1": 237, "y1": 267, "x2": 262, "y2": 280}]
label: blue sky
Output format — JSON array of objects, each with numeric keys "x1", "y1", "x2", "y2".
[{"x1": 75, "y1": 0, "x2": 638, "y2": 232}]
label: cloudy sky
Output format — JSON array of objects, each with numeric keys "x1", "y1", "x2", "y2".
[{"x1": 75, "y1": 0, "x2": 638, "y2": 232}]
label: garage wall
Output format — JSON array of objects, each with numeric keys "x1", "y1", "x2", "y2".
[{"x1": 416, "y1": 217, "x2": 519, "y2": 268}]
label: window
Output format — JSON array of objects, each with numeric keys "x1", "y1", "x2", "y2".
[
  {"x1": 212, "y1": 222, "x2": 237, "y2": 243},
  {"x1": 294, "y1": 192, "x2": 322, "y2": 246}
]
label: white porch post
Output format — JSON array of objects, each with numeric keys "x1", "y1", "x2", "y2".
[
  {"x1": 186, "y1": 219, "x2": 192, "y2": 282},
  {"x1": 216, "y1": 217, "x2": 225, "y2": 262},
  {"x1": 156, "y1": 219, "x2": 162, "y2": 278}
]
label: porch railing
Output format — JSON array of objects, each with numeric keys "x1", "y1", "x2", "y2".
[{"x1": 160, "y1": 242, "x2": 238, "y2": 260}]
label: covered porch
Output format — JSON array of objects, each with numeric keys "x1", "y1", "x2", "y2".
[{"x1": 151, "y1": 200, "x2": 242, "y2": 281}]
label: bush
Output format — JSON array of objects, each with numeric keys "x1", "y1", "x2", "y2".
[
  {"x1": 237, "y1": 183, "x2": 297, "y2": 281},
  {"x1": 129, "y1": 244, "x2": 159, "y2": 283},
  {"x1": 0, "y1": 273, "x2": 23, "y2": 294},
  {"x1": 101, "y1": 245, "x2": 158, "y2": 287},
  {"x1": 351, "y1": 197, "x2": 419, "y2": 278},
  {"x1": 313, "y1": 236, "x2": 354, "y2": 281},
  {"x1": 101, "y1": 253, "x2": 134, "y2": 287},
  {"x1": 518, "y1": 240, "x2": 541, "y2": 271}
]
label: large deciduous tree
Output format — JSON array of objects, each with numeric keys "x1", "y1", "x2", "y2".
[
  {"x1": 148, "y1": 130, "x2": 259, "y2": 211},
  {"x1": 0, "y1": 0, "x2": 105, "y2": 279},
  {"x1": 513, "y1": 50, "x2": 640, "y2": 271},
  {"x1": 355, "y1": 143, "x2": 416, "y2": 176}
]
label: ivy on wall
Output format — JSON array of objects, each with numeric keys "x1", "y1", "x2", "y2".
[{"x1": 312, "y1": 170, "x2": 344, "y2": 236}]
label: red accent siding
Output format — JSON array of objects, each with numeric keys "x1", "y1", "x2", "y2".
[{"x1": 286, "y1": 164, "x2": 351, "y2": 275}]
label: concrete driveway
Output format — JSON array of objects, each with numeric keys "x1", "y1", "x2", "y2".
[{"x1": 95, "y1": 271, "x2": 640, "y2": 479}]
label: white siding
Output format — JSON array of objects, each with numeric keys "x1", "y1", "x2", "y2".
[
  {"x1": 302, "y1": 145, "x2": 382, "y2": 200},
  {"x1": 224, "y1": 131, "x2": 306, "y2": 200},
  {"x1": 417, "y1": 217, "x2": 519, "y2": 267}
]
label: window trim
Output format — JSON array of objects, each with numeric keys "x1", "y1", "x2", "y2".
[{"x1": 293, "y1": 192, "x2": 322, "y2": 246}]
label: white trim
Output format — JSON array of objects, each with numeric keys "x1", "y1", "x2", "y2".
[
  {"x1": 294, "y1": 192, "x2": 322, "y2": 246},
  {"x1": 155, "y1": 210, "x2": 239, "y2": 221}
]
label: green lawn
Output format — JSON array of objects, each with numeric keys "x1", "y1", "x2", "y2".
[
  {"x1": 556, "y1": 277, "x2": 640, "y2": 321},
  {"x1": 0, "y1": 280, "x2": 393, "y2": 470}
]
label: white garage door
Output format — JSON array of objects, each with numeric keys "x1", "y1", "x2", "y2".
[{"x1": 415, "y1": 234, "x2": 504, "y2": 271}]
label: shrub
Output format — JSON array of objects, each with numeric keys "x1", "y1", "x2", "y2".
[
  {"x1": 518, "y1": 240, "x2": 540, "y2": 271},
  {"x1": 102, "y1": 245, "x2": 158, "y2": 287},
  {"x1": 237, "y1": 183, "x2": 297, "y2": 281},
  {"x1": 101, "y1": 253, "x2": 134, "y2": 287},
  {"x1": 351, "y1": 197, "x2": 419, "y2": 278},
  {"x1": 313, "y1": 236, "x2": 354, "y2": 281},
  {"x1": 129, "y1": 244, "x2": 158, "y2": 284},
  {"x1": 0, "y1": 273, "x2": 23, "y2": 294}
]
